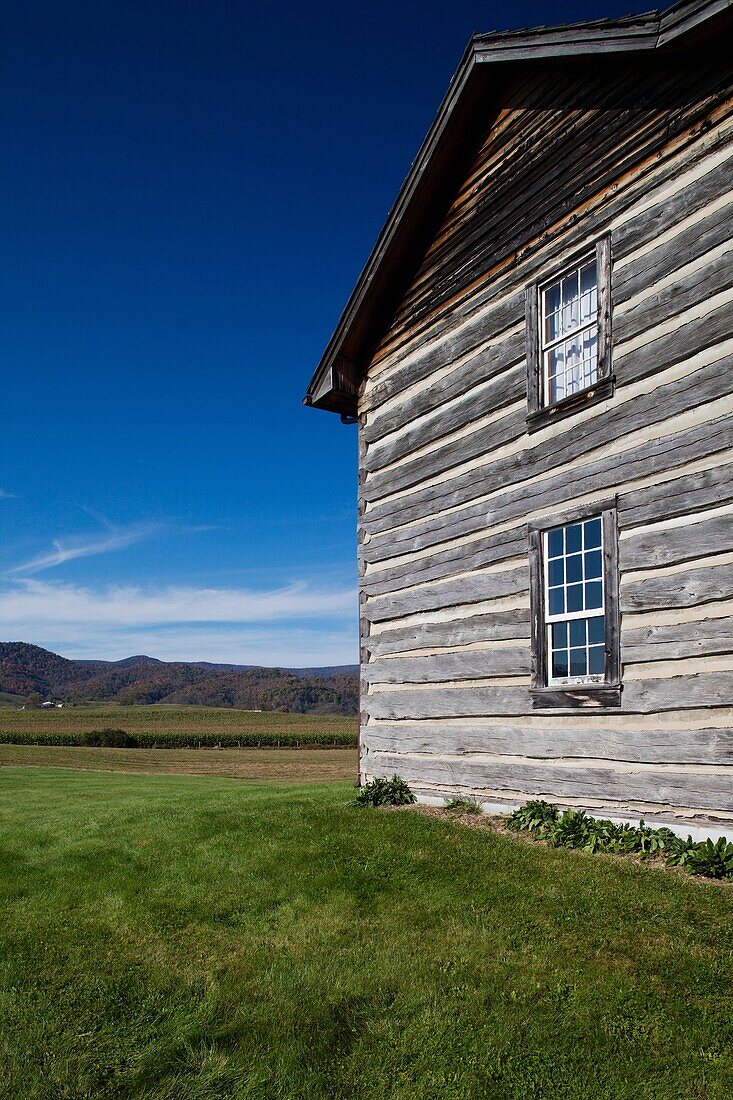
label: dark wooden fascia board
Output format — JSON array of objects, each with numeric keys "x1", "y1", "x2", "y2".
[
  {"x1": 303, "y1": 0, "x2": 729, "y2": 416},
  {"x1": 473, "y1": 17, "x2": 661, "y2": 62},
  {"x1": 658, "y1": 0, "x2": 733, "y2": 45},
  {"x1": 472, "y1": 0, "x2": 732, "y2": 56}
]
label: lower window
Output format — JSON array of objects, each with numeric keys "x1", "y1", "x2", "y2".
[
  {"x1": 529, "y1": 505, "x2": 620, "y2": 707},
  {"x1": 546, "y1": 515, "x2": 605, "y2": 684}
]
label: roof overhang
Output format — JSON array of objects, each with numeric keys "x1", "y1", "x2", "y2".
[{"x1": 303, "y1": 0, "x2": 733, "y2": 416}]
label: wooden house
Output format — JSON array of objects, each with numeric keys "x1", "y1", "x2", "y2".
[{"x1": 304, "y1": 0, "x2": 733, "y2": 838}]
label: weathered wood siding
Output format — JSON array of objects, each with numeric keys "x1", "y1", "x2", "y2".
[{"x1": 357, "y1": 49, "x2": 733, "y2": 829}]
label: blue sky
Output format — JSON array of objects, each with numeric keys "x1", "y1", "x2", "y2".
[{"x1": 0, "y1": 0, "x2": 649, "y2": 665}]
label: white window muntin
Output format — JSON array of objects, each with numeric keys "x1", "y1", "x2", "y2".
[
  {"x1": 540, "y1": 256, "x2": 599, "y2": 406},
  {"x1": 543, "y1": 516, "x2": 605, "y2": 686}
]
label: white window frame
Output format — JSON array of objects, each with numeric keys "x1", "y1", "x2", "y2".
[
  {"x1": 543, "y1": 517, "x2": 606, "y2": 687},
  {"x1": 540, "y1": 254, "x2": 599, "y2": 409}
]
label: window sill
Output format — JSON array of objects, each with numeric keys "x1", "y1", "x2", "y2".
[
  {"x1": 530, "y1": 683, "x2": 621, "y2": 710},
  {"x1": 526, "y1": 374, "x2": 615, "y2": 434}
]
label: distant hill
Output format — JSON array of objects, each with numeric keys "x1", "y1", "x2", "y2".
[{"x1": 0, "y1": 642, "x2": 359, "y2": 715}]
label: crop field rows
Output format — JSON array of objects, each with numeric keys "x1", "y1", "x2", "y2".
[{"x1": 0, "y1": 704, "x2": 358, "y2": 749}]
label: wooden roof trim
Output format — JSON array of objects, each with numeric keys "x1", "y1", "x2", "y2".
[
  {"x1": 304, "y1": 0, "x2": 731, "y2": 416},
  {"x1": 658, "y1": 0, "x2": 732, "y2": 43},
  {"x1": 472, "y1": 12, "x2": 661, "y2": 61}
]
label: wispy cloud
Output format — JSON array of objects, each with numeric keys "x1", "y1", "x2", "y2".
[
  {"x1": 9, "y1": 520, "x2": 165, "y2": 575},
  {"x1": 0, "y1": 489, "x2": 16, "y2": 499},
  {"x1": 0, "y1": 578, "x2": 356, "y2": 625},
  {"x1": 0, "y1": 578, "x2": 358, "y2": 665}
]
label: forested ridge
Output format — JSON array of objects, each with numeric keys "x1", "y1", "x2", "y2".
[{"x1": 0, "y1": 643, "x2": 358, "y2": 715}]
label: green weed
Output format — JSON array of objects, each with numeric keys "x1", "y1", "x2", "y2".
[
  {"x1": 351, "y1": 774, "x2": 416, "y2": 807},
  {"x1": 506, "y1": 800, "x2": 733, "y2": 881}
]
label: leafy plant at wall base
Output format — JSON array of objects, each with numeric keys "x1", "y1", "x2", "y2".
[
  {"x1": 544, "y1": 809, "x2": 595, "y2": 850},
  {"x1": 506, "y1": 800, "x2": 733, "y2": 881},
  {"x1": 635, "y1": 823, "x2": 679, "y2": 856},
  {"x1": 506, "y1": 800, "x2": 559, "y2": 832},
  {"x1": 351, "y1": 775, "x2": 416, "y2": 808},
  {"x1": 665, "y1": 836, "x2": 698, "y2": 867},
  {"x1": 671, "y1": 837, "x2": 733, "y2": 879}
]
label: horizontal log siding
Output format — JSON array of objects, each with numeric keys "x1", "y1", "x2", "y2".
[
  {"x1": 371, "y1": 52, "x2": 733, "y2": 372},
  {"x1": 357, "y1": 53, "x2": 733, "y2": 828}
]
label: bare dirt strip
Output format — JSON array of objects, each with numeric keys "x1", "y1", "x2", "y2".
[{"x1": 0, "y1": 744, "x2": 358, "y2": 782}]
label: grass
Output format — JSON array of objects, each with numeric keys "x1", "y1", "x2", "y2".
[
  {"x1": 0, "y1": 744, "x2": 357, "y2": 781},
  {"x1": 1, "y1": 771, "x2": 732, "y2": 1098},
  {"x1": 0, "y1": 704, "x2": 358, "y2": 748}
]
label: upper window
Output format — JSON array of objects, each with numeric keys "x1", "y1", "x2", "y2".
[
  {"x1": 528, "y1": 504, "x2": 621, "y2": 708},
  {"x1": 541, "y1": 258, "x2": 598, "y2": 405},
  {"x1": 526, "y1": 236, "x2": 612, "y2": 430}
]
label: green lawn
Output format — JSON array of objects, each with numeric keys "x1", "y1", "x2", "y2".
[{"x1": 0, "y1": 770, "x2": 731, "y2": 1099}]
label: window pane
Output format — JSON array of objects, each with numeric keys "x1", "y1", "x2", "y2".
[
  {"x1": 561, "y1": 273, "x2": 579, "y2": 335},
  {"x1": 549, "y1": 371, "x2": 564, "y2": 405},
  {"x1": 588, "y1": 616, "x2": 605, "y2": 645},
  {"x1": 567, "y1": 584, "x2": 583, "y2": 613},
  {"x1": 553, "y1": 649, "x2": 569, "y2": 677},
  {"x1": 580, "y1": 259, "x2": 597, "y2": 291},
  {"x1": 585, "y1": 581, "x2": 603, "y2": 610},
  {"x1": 584, "y1": 518, "x2": 601, "y2": 548},
  {"x1": 569, "y1": 619, "x2": 586, "y2": 647},
  {"x1": 566, "y1": 553, "x2": 583, "y2": 583},
  {"x1": 565, "y1": 335, "x2": 583, "y2": 390},
  {"x1": 582, "y1": 328, "x2": 599, "y2": 388},
  {"x1": 549, "y1": 587, "x2": 565, "y2": 615},
  {"x1": 584, "y1": 550, "x2": 602, "y2": 580},
  {"x1": 548, "y1": 343, "x2": 565, "y2": 375},
  {"x1": 547, "y1": 346, "x2": 565, "y2": 404},
  {"x1": 548, "y1": 558, "x2": 564, "y2": 586},
  {"x1": 547, "y1": 528, "x2": 564, "y2": 558},
  {"x1": 544, "y1": 281, "x2": 562, "y2": 342},
  {"x1": 566, "y1": 524, "x2": 582, "y2": 554},
  {"x1": 580, "y1": 261, "x2": 598, "y2": 322},
  {"x1": 552, "y1": 621, "x2": 568, "y2": 648},
  {"x1": 588, "y1": 645, "x2": 605, "y2": 675},
  {"x1": 569, "y1": 648, "x2": 587, "y2": 676}
]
